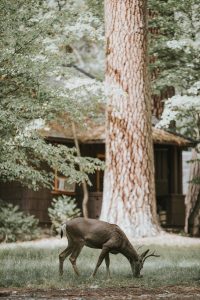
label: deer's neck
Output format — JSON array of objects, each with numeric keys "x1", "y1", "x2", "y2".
[{"x1": 121, "y1": 241, "x2": 139, "y2": 261}]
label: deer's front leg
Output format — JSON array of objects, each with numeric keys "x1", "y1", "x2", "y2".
[
  {"x1": 105, "y1": 253, "x2": 111, "y2": 279},
  {"x1": 92, "y1": 246, "x2": 109, "y2": 278}
]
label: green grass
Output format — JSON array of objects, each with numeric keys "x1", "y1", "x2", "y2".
[{"x1": 0, "y1": 243, "x2": 200, "y2": 289}]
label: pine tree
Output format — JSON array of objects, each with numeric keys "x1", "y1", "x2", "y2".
[{"x1": 100, "y1": 0, "x2": 160, "y2": 237}]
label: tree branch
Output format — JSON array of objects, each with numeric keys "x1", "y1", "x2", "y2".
[
  {"x1": 72, "y1": 121, "x2": 89, "y2": 218},
  {"x1": 63, "y1": 63, "x2": 99, "y2": 80}
]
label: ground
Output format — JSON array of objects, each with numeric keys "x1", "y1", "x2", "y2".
[
  {"x1": 1, "y1": 286, "x2": 200, "y2": 299},
  {"x1": 0, "y1": 233, "x2": 200, "y2": 299}
]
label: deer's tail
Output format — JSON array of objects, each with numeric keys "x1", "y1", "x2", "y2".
[{"x1": 60, "y1": 223, "x2": 66, "y2": 238}]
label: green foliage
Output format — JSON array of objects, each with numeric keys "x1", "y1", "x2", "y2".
[
  {"x1": 150, "y1": 0, "x2": 200, "y2": 186},
  {"x1": 158, "y1": 95, "x2": 200, "y2": 139},
  {"x1": 148, "y1": 0, "x2": 200, "y2": 95},
  {"x1": 0, "y1": 0, "x2": 104, "y2": 190},
  {"x1": 48, "y1": 195, "x2": 81, "y2": 233},
  {"x1": 3, "y1": 0, "x2": 198, "y2": 192},
  {"x1": 0, "y1": 200, "x2": 39, "y2": 243},
  {"x1": 149, "y1": 0, "x2": 200, "y2": 140}
]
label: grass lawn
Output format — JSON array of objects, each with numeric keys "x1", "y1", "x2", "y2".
[{"x1": 0, "y1": 238, "x2": 200, "y2": 290}]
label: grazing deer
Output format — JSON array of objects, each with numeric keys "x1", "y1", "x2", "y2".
[{"x1": 59, "y1": 217, "x2": 159, "y2": 278}]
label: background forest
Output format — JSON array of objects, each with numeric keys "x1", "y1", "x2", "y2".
[
  {"x1": 1, "y1": 0, "x2": 199, "y2": 186},
  {"x1": 0, "y1": 1, "x2": 200, "y2": 298},
  {"x1": 0, "y1": 0, "x2": 200, "y2": 237}
]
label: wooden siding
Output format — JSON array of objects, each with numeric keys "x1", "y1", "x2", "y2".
[
  {"x1": 0, "y1": 143, "x2": 186, "y2": 228},
  {"x1": 0, "y1": 182, "x2": 52, "y2": 224}
]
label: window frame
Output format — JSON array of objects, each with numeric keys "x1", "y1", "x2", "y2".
[{"x1": 52, "y1": 169, "x2": 76, "y2": 195}]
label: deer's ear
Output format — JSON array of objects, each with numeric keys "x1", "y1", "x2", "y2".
[{"x1": 140, "y1": 249, "x2": 150, "y2": 259}]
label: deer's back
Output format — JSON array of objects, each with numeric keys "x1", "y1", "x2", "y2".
[{"x1": 65, "y1": 217, "x2": 128, "y2": 250}]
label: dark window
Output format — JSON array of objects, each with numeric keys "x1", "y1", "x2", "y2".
[{"x1": 155, "y1": 148, "x2": 169, "y2": 196}]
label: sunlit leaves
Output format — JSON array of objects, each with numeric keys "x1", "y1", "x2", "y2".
[
  {"x1": 0, "y1": 0, "x2": 104, "y2": 189},
  {"x1": 148, "y1": 0, "x2": 200, "y2": 95}
]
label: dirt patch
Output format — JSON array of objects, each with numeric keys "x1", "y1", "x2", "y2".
[{"x1": 1, "y1": 286, "x2": 200, "y2": 300}]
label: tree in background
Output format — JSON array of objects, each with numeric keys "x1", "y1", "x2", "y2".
[
  {"x1": 148, "y1": 0, "x2": 200, "y2": 98},
  {"x1": 0, "y1": 0, "x2": 104, "y2": 190},
  {"x1": 158, "y1": 96, "x2": 200, "y2": 234},
  {"x1": 100, "y1": 0, "x2": 160, "y2": 237},
  {"x1": 149, "y1": 0, "x2": 200, "y2": 233},
  {"x1": 3, "y1": 0, "x2": 199, "y2": 233}
]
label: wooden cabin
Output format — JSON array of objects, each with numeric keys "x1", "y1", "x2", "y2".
[{"x1": 0, "y1": 123, "x2": 193, "y2": 231}]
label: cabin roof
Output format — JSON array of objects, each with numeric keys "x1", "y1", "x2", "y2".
[
  {"x1": 41, "y1": 120, "x2": 193, "y2": 147},
  {"x1": 152, "y1": 128, "x2": 193, "y2": 146}
]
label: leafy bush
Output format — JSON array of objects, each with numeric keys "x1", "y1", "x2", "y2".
[
  {"x1": 0, "y1": 200, "x2": 39, "y2": 243},
  {"x1": 48, "y1": 195, "x2": 81, "y2": 233}
]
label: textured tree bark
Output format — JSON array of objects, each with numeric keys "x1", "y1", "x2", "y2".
[
  {"x1": 100, "y1": 0, "x2": 160, "y2": 237},
  {"x1": 185, "y1": 148, "x2": 200, "y2": 234}
]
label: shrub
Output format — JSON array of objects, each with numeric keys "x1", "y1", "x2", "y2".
[
  {"x1": 48, "y1": 195, "x2": 81, "y2": 233},
  {"x1": 0, "y1": 199, "x2": 39, "y2": 243}
]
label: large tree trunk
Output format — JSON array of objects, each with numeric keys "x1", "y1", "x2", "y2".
[
  {"x1": 100, "y1": 0, "x2": 160, "y2": 237},
  {"x1": 185, "y1": 148, "x2": 200, "y2": 235},
  {"x1": 185, "y1": 113, "x2": 200, "y2": 235}
]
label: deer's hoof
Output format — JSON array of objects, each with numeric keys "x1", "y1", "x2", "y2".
[
  {"x1": 89, "y1": 274, "x2": 95, "y2": 280},
  {"x1": 106, "y1": 277, "x2": 111, "y2": 281},
  {"x1": 135, "y1": 274, "x2": 143, "y2": 278}
]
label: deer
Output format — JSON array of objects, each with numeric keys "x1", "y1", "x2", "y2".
[{"x1": 59, "y1": 217, "x2": 159, "y2": 278}]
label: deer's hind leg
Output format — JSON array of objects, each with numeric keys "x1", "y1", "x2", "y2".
[
  {"x1": 59, "y1": 234, "x2": 74, "y2": 276},
  {"x1": 69, "y1": 240, "x2": 85, "y2": 276},
  {"x1": 59, "y1": 244, "x2": 73, "y2": 275},
  {"x1": 105, "y1": 253, "x2": 111, "y2": 279}
]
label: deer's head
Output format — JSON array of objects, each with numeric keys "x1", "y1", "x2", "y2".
[{"x1": 132, "y1": 249, "x2": 160, "y2": 277}]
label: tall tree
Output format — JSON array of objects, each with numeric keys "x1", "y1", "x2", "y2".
[
  {"x1": 185, "y1": 148, "x2": 200, "y2": 235},
  {"x1": 153, "y1": 0, "x2": 200, "y2": 233},
  {"x1": 100, "y1": 0, "x2": 160, "y2": 237}
]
